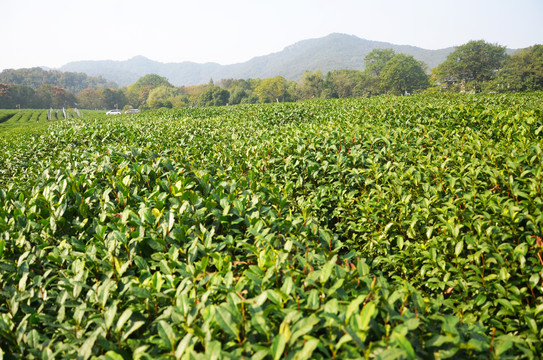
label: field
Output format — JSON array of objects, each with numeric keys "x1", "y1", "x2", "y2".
[
  {"x1": 0, "y1": 109, "x2": 98, "y2": 136},
  {"x1": 0, "y1": 93, "x2": 542, "y2": 359}
]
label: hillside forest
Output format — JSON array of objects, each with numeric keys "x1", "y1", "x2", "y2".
[{"x1": 0, "y1": 41, "x2": 542, "y2": 111}]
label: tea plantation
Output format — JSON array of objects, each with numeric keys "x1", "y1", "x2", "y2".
[{"x1": 0, "y1": 93, "x2": 542, "y2": 359}]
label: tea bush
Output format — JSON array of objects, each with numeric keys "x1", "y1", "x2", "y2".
[{"x1": 0, "y1": 93, "x2": 542, "y2": 359}]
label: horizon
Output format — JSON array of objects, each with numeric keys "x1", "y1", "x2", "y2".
[
  {"x1": 2, "y1": 0, "x2": 542, "y2": 72},
  {"x1": 1, "y1": 33, "x2": 530, "y2": 73}
]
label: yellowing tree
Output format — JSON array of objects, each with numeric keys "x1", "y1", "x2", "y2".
[{"x1": 254, "y1": 76, "x2": 290, "y2": 103}]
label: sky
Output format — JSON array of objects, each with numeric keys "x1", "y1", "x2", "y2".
[{"x1": 1, "y1": 0, "x2": 542, "y2": 71}]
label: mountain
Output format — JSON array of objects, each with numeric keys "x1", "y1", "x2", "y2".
[{"x1": 59, "y1": 33, "x2": 458, "y2": 86}]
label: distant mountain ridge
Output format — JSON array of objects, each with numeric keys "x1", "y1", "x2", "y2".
[{"x1": 57, "y1": 33, "x2": 508, "y2": 87}]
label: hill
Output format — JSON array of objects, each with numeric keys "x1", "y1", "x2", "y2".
[
  {"x1": 0, "y1": 67, "x2": 117, "y2": 93},
  {"x1": 60, "y1": 33, "x2": 457, "y2": 86}
]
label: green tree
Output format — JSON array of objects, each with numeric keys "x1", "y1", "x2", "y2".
[
  {"x1": 197, "y1": 86, "x2": 230, "y2": 107},
  {"x1": 94, "y1": 88, "x2": 127, "y2": 110},
  {"x1": 148, "y1": 85, "x2": 180, "y2": 109},
  {"x1": 133, "y1": 74, "x2": 172, "y2": 88},
  {"x1": 0, "y1": 67, "x2": 116, "y2": 94},
  {"x1": 125, "y1": 74, "x2": 173, "y2": 108},
  {"x1": 2, "y1": 84, "x2": 38, "y2": 108},
  {"x1": 299, "y1": 70, "x2": 324, "y2": 100},
  {"x1": 224, "y1": 79, "x2": 259, "y2": 104},
  {"x1": 492, "y1": 44, "x2": 543, "y2": 92},
  {"x1": 380, "y1": 54, "x2": 429, "y2": 95},
  {"x1": 323, "y1": 70, "x2": 374, "y2": 98},
  {"x1": 76, "y1": 89, "x2": 101, "y2": 109},
  {"x1": 229, "y1": 88, "x2": 249, "y2": 105},
  {"x1": 0, "y1": 83, "x2": 10, "y2": 108},
  {"x1": 364, "y1": 49, "x2": 395, "y2": 77},
  {"x1": 432, "y1": 40, "x2": 507, "y2": 92}
]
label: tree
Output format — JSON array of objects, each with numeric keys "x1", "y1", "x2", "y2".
[
  {"x1": 299, "y1": 70, "x2": 324, "y2": 100},
  {"x1": 0, "y1": 67, "x2": 116, "y2": 94},
  {"x1": 133, "y1": 74, "x2": 172, "y2": 88},
  {"x1": 433, "y1": 40, "x2": 507, "y2": 92},
  {"x1": 3, "y1": 84, "x2": 37, "y2": 108},
  {"x1": 380, "y1": 54, "x2": 429, "y2": 95},
  {"x1": 323, "y1": 70, "x2": 373, "y2": 98},
  {"x1": 197, "y1": 86, "x2": 230, "y2": 107},
  {"x1": 75, "y1": 88, "x2": 126, "y2": 110},
  {"x1": 96, "y1": 88, "x2": 127, "y2": 110},
  {"x1": 0, "y1": 83, "x2": 10, "y2": 108},
  {"x1": 178, "y1": 84, "x2": 209, "y2": 106},
  {"x1": 229, "y1": 88, "x2": 249, "y2": 105},
  {"x1": 125, "y1": 74, "x2": 174, "y2": 108},
  {"x1": 492, "y1": 44, "x2": 543, "y2": 92},
  {"x1": 147, "y1": 85, "x2": 180, "y2": 109},
  {"x1": 76, "y1": 89, "x2": 101, "y2": 109},
  {"x1": 364, "y1": 49, "x2": 395, "y2": 77},
  {"x1": 254, "y1": 76, "x2": 290, "y2": 103},
  {"x1": 36, "y1": 85, "x2": 76, "y2": 108},
  {"x1": 224, "y1": 79, "x2": 259, "y2": 104}
]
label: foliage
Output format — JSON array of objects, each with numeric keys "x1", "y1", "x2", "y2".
[
  {"x1": 254, "y1": 76, "x2": 292, "y2": 103},
  {"x1": 76, "y1": 88, "x2": 128, "y2": 110},
  {"x1": 364, "y1": 49, "x2": 396, "y2": 77},
  {"x1": 432, "y1": 40, "x2": 507, "y2": 92},
  {"x1": 197, "y1": 86, "x2": 230, "y2": 107},
  {"x1": 0, "y1": 84, "x2": 79, "y2": 109},
  {"x1": 148, "y1": 86, "x2": 181, "y2": 109},
  {"x1": 0, "y1": 67, "x2": 117, "y2": 94},
  {"x1": 35, "y1": 85, "x2": 77, "y2": 108},
  {"x1": 0, "y1": 93, "x2": 542, "y2": 359},
  {"x1": 2, "y1": 40, "x2": 542, "y2": 111},
  {"x1": 0, "y1": 84, "x2": 37, "y2": 109},
  {"x1": 124, "y1": 75, "x2": 175, "y2": 109},
  {"x1": 323, "y1": 70, "x2": 375, "y2": 98},
  {"x1": 324, "y1": 51, "x2": 428, "y2": 97},
  {"x1": 299, "y1": 70, "x2": 324, "y2": 100},
  {"x1": 380, "y1": 54, "x2": 429, "y2": 95},
  {"x1": 133, "y1": 74, "x2": 173, "y2": 89},
  {"x1": 490, "y1": 45, "x2": 543, "y2": 93}
]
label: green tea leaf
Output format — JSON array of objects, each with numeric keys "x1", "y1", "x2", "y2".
[
  {"x1": 290, "y1": 315, "x2": 319, "y2": 345},
  {"x1": 175, "y1": 333, "x2": 193, "y2": 359},
  {"x1": 214, "y1": 305, "x2": 239, "y2": 339},
  {"x1": 157, "y1": 320, "x2": 175, "y2": 351},
  {"x1": 78, "y1": 330, "x2": 99, "y2": 360},
  {"x1": 271, "y1": 333, "x2": 286, "y2": 360},
  {"x1": 104, "y1": 351, "x2": 125, "y2": 360},
  {"x1": 358, "y1": 302, "x2": 375, "y2": 331},
  {"x1": 391, "y1": 332, "x2": 416, "y2": 359},
  {"x1": 116, "y1": 308, "x2": 133, "y2": 333},
  {"x1": 295, "y1": 337, "x2": 319, "y2": 359}
]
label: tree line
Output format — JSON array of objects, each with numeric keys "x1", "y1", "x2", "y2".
[
  {"x1": 0, "y1": 83, "x2": 78, "y2": 109},
  {"x1": 1, "y1": 41, "x2": 541, "y2": 110},
  {"x1": 0, "y1": 68, "x2": 116, "y2": 94}
]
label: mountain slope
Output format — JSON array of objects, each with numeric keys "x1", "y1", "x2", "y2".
[{"x1": 60, "y1": 33, "x2": 457, "y2": 86}]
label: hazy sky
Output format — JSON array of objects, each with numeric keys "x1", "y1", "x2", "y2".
[{"x1": 1, "y1": 0, "x2": 542, "y2": 71}]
